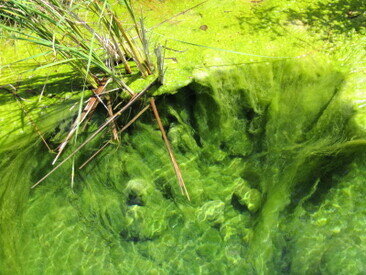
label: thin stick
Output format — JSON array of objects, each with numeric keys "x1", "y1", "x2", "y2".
[
  {"x1": 23, "y1": 109, "x2": 53, "y2": 152},
  {"x1": 31, "y1": 79, "x2": 158, "y2": 189},
  {"x1": 79, "y1": 104, "x2": 150, "y2": 170},
  {"x1": 3, "y1": 87, "x2": 53, "y2": 151},
  {"x1": 151, "y1": 1, "x2": 208, "y2": 30},
  {"x1": 155, "y1": 44, "x2": 165, "y2": 84},
  {"x1": 52, "y1": 79, "x2": 108, "y2": 165},
  {"x1": 78, "y1": 141, "x2": 111, "y2": 170},
  {"x1": 105, "y1": 94, "x2": 119, "y2": 141},
  {"x1": 149, "y1": 98, "x2": 190, "y2": 201}
]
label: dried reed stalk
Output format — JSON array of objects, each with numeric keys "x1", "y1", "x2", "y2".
[
  {"x1": 32, "y1": 79, "x2": 158, "y2": 188},
  {"x1": 149, "y1": 98, "x2": 190, "y2": 201},
  {"x1": 79, "y1": 103, "x2": 151, "y2": 169},
  {"x1": 52, "y1": 78, "x2": 109, "y2": 165}
]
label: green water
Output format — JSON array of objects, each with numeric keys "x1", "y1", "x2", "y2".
[
  {"x1": 1, "y1": 60, "x2": 366, "y2": 274},
  {"x1": 1, "y1": 0, "x2": 366, "y2": 274}
]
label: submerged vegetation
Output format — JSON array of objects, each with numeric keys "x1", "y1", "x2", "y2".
[{"x1": 0, "y1": 0, "x2": 366, "y2": 273}]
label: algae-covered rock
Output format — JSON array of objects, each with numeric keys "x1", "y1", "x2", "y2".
[
  {"x1": 196, "y1": 200, "x2": 225, "y2": 225},
  {"x1": 233, "y1": 178, "x2": 262, "y2": 213},
  {"x1": 125, "y1": 178, "x2": 151, "y2": 205},
  {"x1": 122, "y1": 179, "x2": 171, "y2": 241},
  {"x1": 220, "y1": 215, "x2": 252, "y2": 243}
]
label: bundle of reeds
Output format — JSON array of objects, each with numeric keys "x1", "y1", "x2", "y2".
[{"x1": 0, "y1": 0, "x2": 189, "y2": 199}]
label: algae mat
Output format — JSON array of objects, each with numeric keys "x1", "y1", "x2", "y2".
[{"x1": 1, "y1": 0, "x2": 366, "y2": 274}]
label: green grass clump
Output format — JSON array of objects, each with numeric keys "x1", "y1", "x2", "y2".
[{"x1": 1, "y1": 0, "x2": 154, "y2": 85}]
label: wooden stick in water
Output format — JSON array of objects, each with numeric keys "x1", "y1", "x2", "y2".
[
  {"x1": 105, "y1": 94, "x2": 119, "y2": 141},
  {"x1": 3, "y1": 86, "x2": 53, "y2": 152},
  {"x1": 52, "y1": 79, "x2": 109, "y2": 165},
  {"x1": 149, "y1": 98, "x2": 190, "y2": 201},
  {"x1": 31, "y1": 79, "x2": 158, "y2": 189},
  {"x1": 78, "y1": 104, "x2": 150, "y2": 170}
]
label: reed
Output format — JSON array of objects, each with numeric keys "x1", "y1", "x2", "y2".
[{"x1": 0, "y1": 0, "x2": 190, "y2": 199}]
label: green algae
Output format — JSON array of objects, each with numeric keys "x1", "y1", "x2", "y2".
[
  {"x1": 1, "y1": 0, "x2": 366, "y2": 274},
  {"x1": 286, "y1": 153, "x2": 366, "y2": 274},
  {"x1": 2, "y1": 58, "x2": 366, "y2": 274}
]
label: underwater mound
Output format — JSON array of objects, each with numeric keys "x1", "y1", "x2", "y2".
[{"x1": 1, "y1": 59, "x2": 366, "y2": 274}]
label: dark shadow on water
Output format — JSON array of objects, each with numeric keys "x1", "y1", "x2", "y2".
[
  {"x1": 0, "y1": 71, "x2": 85, "y2": 104},
  {"x1": 287, "y1": 0, "x2": 366, "y2": 35},
  {"x1": 240, "y1": 0, "x2": 365, "y2": 36}
]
